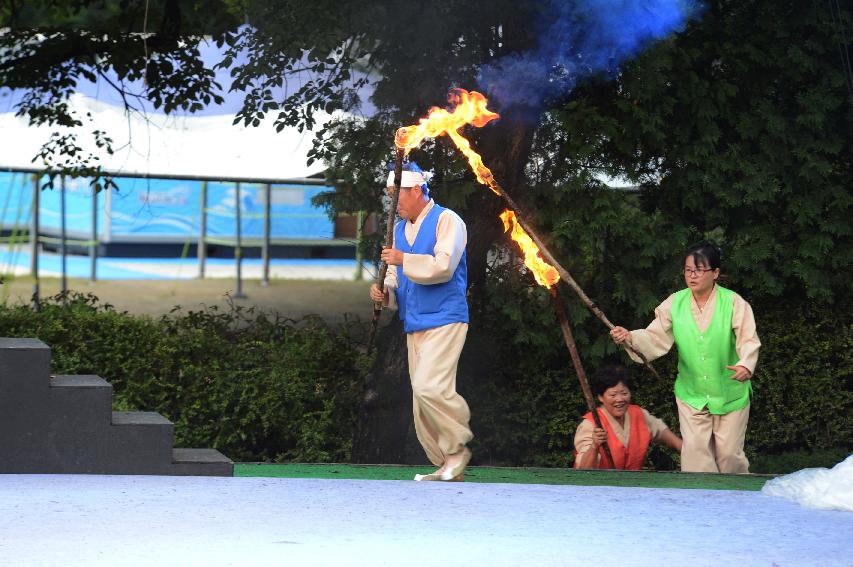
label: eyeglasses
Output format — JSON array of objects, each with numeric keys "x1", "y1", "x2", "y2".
[{"x1": 683, "y1": 267, "x2": 714, "y2": 277}]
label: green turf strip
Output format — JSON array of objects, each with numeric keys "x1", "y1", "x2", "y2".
[{"x1": 234, "y1": 463, "x2": 772, "y2": 491}]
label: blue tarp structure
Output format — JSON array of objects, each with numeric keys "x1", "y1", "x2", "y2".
[{"x1": 0, "y1": 171, "x2": 335, "y2": 244}]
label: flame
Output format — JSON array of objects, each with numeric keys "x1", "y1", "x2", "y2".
[
  {"x1": 500, "y1": 209, "x2": 560, "y2": 288},
  {"x1": 395, "y1": 88, "x2": 501, "y2": 194},
  {"x1": 397, "y1": 89, "x2": 557, "y2": 288}
]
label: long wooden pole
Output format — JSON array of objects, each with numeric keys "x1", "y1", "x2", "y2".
[
  {"x1": 549, "y1": 286, "x2": 615, "y2": 468},
  {"x1": 366, "y1": 148, "x2": 405, "y2": 355},
  {"x1": 489, "y1": 180, "x2": 659, "y2": 378}
]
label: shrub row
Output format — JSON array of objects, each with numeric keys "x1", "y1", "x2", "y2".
[
  {"x1": 464, "y1": 280, "x2": 852, "y2": 471},
  {"x1": 0, "y1": 291, "x2": 848, "y2": 472},
  {"x1": 0, "y1": 293, "x2": 365, "y2": 463}
]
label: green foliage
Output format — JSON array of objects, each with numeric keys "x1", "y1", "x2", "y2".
[
  {"x1": 463, "y1": 264, "x2": 582, "y2": 467},
  {"x1": 748, "y1": 300, "x2": 853, "y2": 457},
  {"x1": 4, "y1": 0, "x2": 851, "y2": 473},
  {"x1": 751, "y1": 448, "x2": 852, "y2": 475},
  {"x1": 308, "y1": 114, "x2": 398, "y2": 264},
  {"x1": 546, "y1": 0, "x2": 852, "y2": 302},
  {"x1": 0, "y1": 293, "x2": 366, "y2": 462},
  {"x1": 465, "y1": 260, "x2": 682, "y2": 468},
  {"x1": 464, "y1": 259, "x2": 852, "y2": 471},
  {"x1": 0, "y1": 290, "x2": 847, "y2": 471}
]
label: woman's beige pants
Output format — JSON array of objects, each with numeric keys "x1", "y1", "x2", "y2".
[{"x1": 677, "y1": 397, "x2": 750, "y2": 473}]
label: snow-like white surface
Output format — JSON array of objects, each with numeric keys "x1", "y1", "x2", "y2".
[
  {"x1": 0, "y1": 475, "x2": 851, "y2": 566},
  {"x1": 762, "y1": 454, "x2": 853, "y2": 512},
  {"x1": 0, "y1": 94, "x2": 341, "y2": 181}
]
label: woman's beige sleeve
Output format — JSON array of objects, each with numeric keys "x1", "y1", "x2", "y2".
[
  {"x1": 732, "y1": 294, "x2": 761, "y2": 374},
  {"x1": 574, "y1": 419, "x2": 599, "y2": 465},
  {"x1": 626, "y1": 294, "x2": 676, "y2": 363},
  {"x1": 641, "y1": 408, "x2": 670, "y2": 441}
]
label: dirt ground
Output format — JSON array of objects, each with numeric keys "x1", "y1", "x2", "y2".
[{"x1": 0, "y1": 276, "x2": 374, "y2": 322}]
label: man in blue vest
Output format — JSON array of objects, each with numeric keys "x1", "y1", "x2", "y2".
[{"x1": 369, "y1": 162, "x2": 473, "y2": 482}]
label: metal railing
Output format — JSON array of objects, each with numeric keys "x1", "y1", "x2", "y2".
[{"x1": 0, "y1": 168, "x2": 362, "y2": 308}]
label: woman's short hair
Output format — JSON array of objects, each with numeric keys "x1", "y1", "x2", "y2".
[
  {"x1": 591, "y1": 365, "x2": 634, "y2": 397},
  {"x1": 684, "y1": 241, "x2": 722, "y2": 270}
]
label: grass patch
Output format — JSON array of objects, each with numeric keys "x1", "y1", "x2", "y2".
[{"x1": 234, "y1": 463, "x2": 773, "y2": 491}]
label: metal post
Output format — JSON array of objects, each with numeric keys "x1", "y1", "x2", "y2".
[
  {"x1": 30, "y1": 174, "x2": 40, "y2": 309},
  {"x1": 354, "y1": 210, "x2": 365, "y2": 281},
  {"x1": 89, "y1": 184, "x2": 98, "y2": 283},
  {"x1": 198, "y1": 180, "x2": 207, "y2": 279},
  {"x1": 234, "y1": 182, "x2": 246, "y2": 298},
  {"x1": 60, "y1": 176, "x2": 67, "y2": 297},
  {"x1": 261, "y1": 183, "x2": 271, "y2": 287},
  {"x1": 103, "y1": 182, "x2": 112, "y2": 241}
]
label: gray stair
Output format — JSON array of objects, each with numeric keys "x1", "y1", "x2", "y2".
[
  {"x1": 172, "y1": 448, "x2": 234, "y2": 476},
  {"x1": 50, "y1": 375, "x2": 113, "y2": 426},
  {"x1": 0, "y1": 338, "x2": 233, "y2": 476}
]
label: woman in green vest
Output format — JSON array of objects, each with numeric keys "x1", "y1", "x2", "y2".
[{"x1": 609, "y1": 242, "x2": 761, "y2": 473}]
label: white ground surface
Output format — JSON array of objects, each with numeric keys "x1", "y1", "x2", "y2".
[{"x1": 0, "y1": 475, "x2": 851, "y2": 567}]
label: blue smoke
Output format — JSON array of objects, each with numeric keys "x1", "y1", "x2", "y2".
[{"x1": 477, "y1": 0, "x2": 703, "y2": 110}]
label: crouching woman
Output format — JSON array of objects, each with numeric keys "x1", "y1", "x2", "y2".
[{"x1": 574, "y1": 366, "x2": 682, "y2": 470}]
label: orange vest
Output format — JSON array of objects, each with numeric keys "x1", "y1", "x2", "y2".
[{"x1": 574, "y1": 404, "x2": 652, "y2": 470}]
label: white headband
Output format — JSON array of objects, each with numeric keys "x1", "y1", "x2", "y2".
[{"x1": 387, "y1": 170, "x2": 426, "y2": 188}]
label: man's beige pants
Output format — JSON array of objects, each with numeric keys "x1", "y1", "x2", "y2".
[
  {"x1": 407, "y1": 322, "x2": 473, "y2": 466},
  {"x1": 677, "y1": 397, "x2": 750, "y2": 473}
]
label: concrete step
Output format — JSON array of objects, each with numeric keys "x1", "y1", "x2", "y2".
[
  {"x1": 0, "y1": 338, "x2": 51, "y2": 396},
  {"x1": 171, "y1": 448, "x2": 234, "y2": 476},
  {"x1": 50, "y1": 374, "x2": 112, "y2": 389},
  {"x1": 112, "y1": 411, "x2": 173, "y2": 426},
  {"x1": 49, "y1": 374, "x2": 113, "y2": 426},
  {"x1": 0, "y1": 372, "x2": 114, "y2": 472},
  {"x1": 108, "y1": 411, "x2": 175, "y2": 471},
  {"x1": 0, "y1": 338, "x2": 233, "y2": 476}
]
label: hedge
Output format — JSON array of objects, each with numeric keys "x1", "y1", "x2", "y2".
[
  {"x1": 0, "y1": 292, "x2": 848, "y2": 472},
  {"x1": 464, "y1": 283, "x2": 853, "y2": 471},
  {"x1": 0, "y1": 293, "x2": 365, "y2": 463}
]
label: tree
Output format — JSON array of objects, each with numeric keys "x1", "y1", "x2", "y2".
[
  {"x1": 542, "y1": 0, "x2": 852, "y2": 308},
  {"x1": 0, "y1": 0, "x2": 240, "y2": 187},
  {"x1": 3, "y1": 0, "x2": 848, "y2": 465},
  {"x1": 1, "y1": 0, "x2": 555, "y2": 463}
]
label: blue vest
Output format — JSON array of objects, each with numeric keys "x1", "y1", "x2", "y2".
[{"x1": 395, "y1": 204, "x2": 469, "y2": 333}]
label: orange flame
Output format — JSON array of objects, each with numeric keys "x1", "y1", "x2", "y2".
[
  {"x1": 398, "y1": 89, "x2": 557, "y2": 288},
  {"x1": 500, "y1": 209, "x2": 560, "y2": 288},
  {"x1": 395, "y1": 88, "x2": 501, "y2": 194}
]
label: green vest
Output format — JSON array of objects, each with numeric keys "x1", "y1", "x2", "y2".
[{"x1": 672, "y1": 285, "x2": 751, "y2": 414}]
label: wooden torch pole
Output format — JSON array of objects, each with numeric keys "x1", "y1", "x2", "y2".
[
  {"x1": 549, "y1": 286, "x2": 615, "y2": 468},
  {"x1": 366, "y1": 148, "x2": 405, "y2": 355},
  {"x1": 491, "y1": 181, "x2": 659, "y2": 378}
]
